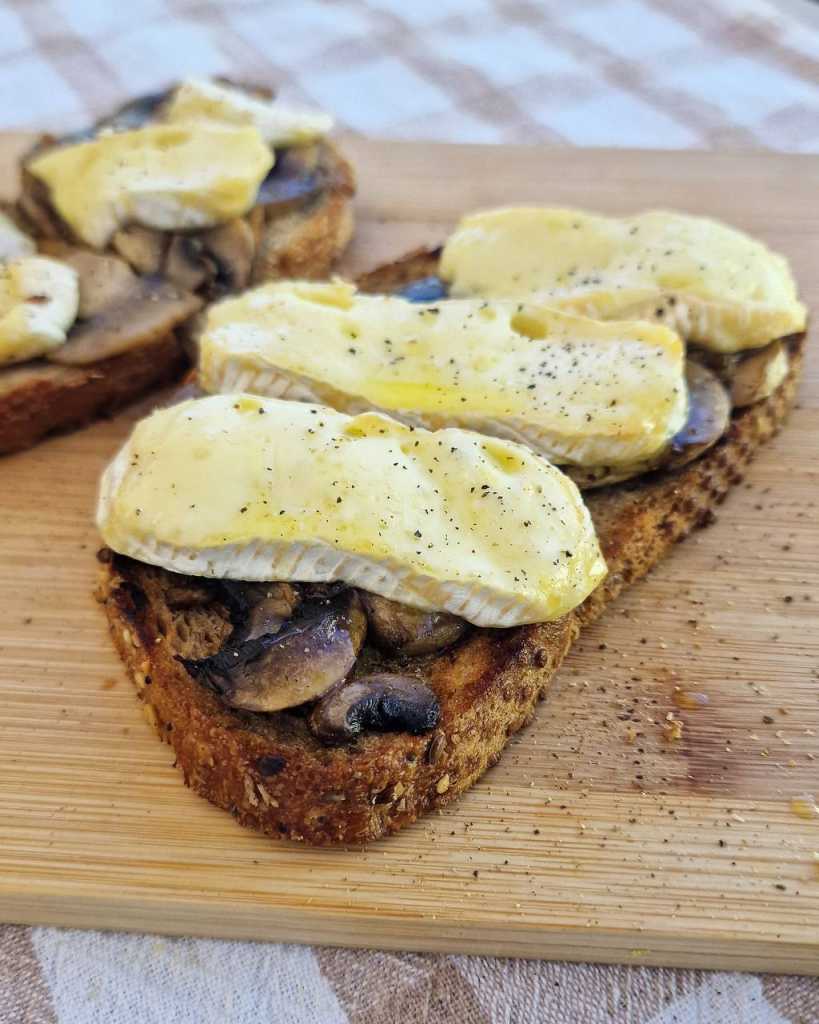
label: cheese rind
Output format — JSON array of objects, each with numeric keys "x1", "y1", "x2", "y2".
[
  {"x1": 199, "y1": 280, "x2": 688, "y2": 469},
  {"x1": 164, "y1": 79, "x2": 333, "y2": 145},
  {"x1": 440, "y1": 207, "x2": 806, "y2": 353},
  {"x1": 27, "y1": 124, "x2": 274, "y2": 248},
  {"x1": 96, "y1": 395, "x2": 607, "y2": 627},
  {"x1": 0, "y1": 256, "x2": 79, "y2": 365}
]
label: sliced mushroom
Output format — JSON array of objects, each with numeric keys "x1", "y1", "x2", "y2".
[
  {"x1": 164, "y1": 235, "x2": 212, "y2": 292},
  {"x1": 218, "y1": 580, "x2": 301, "y2": 641},
  {"x1": 164, "y1": 221, "x2": 255, "y2": 295},
  {"x1": 198, "y1": 220, "x2": 255, "y2": 292},
  {"x1": 54, "y1": 248, "x2": 140, "y2": 318},
  {"x1": 309, "y1": 673, "x2": 440, "y2": 743},
  {"x1": 17, "y1": 168, "x2": 65, "y2": 240},
  {"x1": 181, "y1": 588, "x2": 366, "y2": 713},
  {"x1": 112, "y1": 225, "x2": 167, "y2": 275},
  {"x1": 89, "y1": 89, "x2": 171, "y2": 136},
  {"x1": 49, "y1": 276, "x2": 202, "y2": 365},
  {"x1": 730, "y1": 340, "x2": 789, "y2": 407},
  {"x1": 359, "y1": 591, "x2": 468, "y2": 657},
  {"x1": 255, "y1": 146, "x2": 322, "y2": 211},
  {"x1": 666, "y1": 360, "x2": 732, "y2": 470}
]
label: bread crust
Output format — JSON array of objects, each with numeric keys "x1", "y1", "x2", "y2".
[
  {"x1": 0, "y1": 335, "x2": 185, "y2": 455},
  {"x1": 98, "y1": 251, "x2": 806, "y2": 846}
]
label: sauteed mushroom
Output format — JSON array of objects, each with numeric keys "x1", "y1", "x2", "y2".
[
  {"x1": 359, "y1": 591, "x2": 468, "y2": 656},
  {"x1": 666, "y1": 360, "x2": 731, "y2": 470},
  {"x1": 309, "y1": 673, "x2": 440, "y2": 743},
  {"x1": 181, "y1": 588, "x2": 366, "y2": 713}
]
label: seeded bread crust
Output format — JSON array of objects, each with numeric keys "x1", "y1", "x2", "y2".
[{"x1": 98, "y1": 249, "x2": 805, "y2": 845}]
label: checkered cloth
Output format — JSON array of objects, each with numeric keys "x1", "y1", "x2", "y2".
[{"x1": 1, "y1": 1, "x2": 818, "y2": 1022}]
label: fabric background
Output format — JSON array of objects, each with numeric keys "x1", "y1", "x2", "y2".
[{"x1": 1, "y1": 0, "x2": 818, "y2": 1020}]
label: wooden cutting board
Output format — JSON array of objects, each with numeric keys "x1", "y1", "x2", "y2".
[{"x1": 1, "y1": 135, "x2": 818, "y2": 974}]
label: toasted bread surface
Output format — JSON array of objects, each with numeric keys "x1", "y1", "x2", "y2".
[{"x1": 98, "y1": 251, "x2": 805, "y2": 845}]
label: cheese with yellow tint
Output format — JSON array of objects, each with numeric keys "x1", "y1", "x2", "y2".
[
  {"x1": 0, "y1": 256, "x2": 79, "y2": 366},
  {"x1": 199, "y1": 280, "x2": 687, "y2": 470},
  {"x1": 96, "y1": 395, "x2": 607, "y2": 627},
  {"x1": 164, "y1": 78, "x2": 333, "y2": 145},
  {"x1": 440, "y1": 207, "x2": 806, "y2": 353},
  {"x1": 27, "y1": 124, "x2": 273, "y2": 248}
]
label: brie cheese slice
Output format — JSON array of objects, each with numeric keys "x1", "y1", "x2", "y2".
[
  {"x1": 27, "y1": 124, "x2": 273, "y2": 248},
  {"x1": 0, "y1": 256, "x2": 79, "y2": 365},
  {"x1": 97, "y1": 395, "x2": 607, "y2": 627},
  {"x1": 440, "y1": 207, "x2": 806, "y2": 353},
  {"x1": 199, "y1": 280, "x2": 688, "y2": 470},
  {"x1": 164, "y1": 78, "x2": 333, "y2": 146}
]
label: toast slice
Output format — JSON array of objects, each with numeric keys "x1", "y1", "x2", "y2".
[
  {"x1": 2, "y1": 85, "x2": 355, "y2": 456},
  {"x1": 97, "y1": 245, "x2": 805, "y2": 845}
]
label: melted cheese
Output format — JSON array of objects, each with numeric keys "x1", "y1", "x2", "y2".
[
  {"x1": 96, "y1": 395, "x2": 607, "y2": 627},
  {"x1": 0, "y1": 256, "x2": 79, "y2": 365},
  {"x1": 27, "y1": 124, "x2": 273, "y2": 248},
  {"x1": 199, "y1": 280, "x2": 687, "y2": 469},
  {"x1": 164, "y1": 79, "x2": 333, "y2": 145},
  {"x1": 440, "y1": 207, "x2": 806, "y2": 353}
]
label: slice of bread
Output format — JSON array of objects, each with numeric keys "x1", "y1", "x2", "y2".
[
  {"x1": 2, "y1": 88, "x2": 355, "y2": 456},
  {"x1": 98, "y1": 251, "x2": 805, "y2": 845}
]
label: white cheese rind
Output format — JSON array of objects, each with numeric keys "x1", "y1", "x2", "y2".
[
  {"x1": 440, "y1": 207, "x2": 807, "y2": 353},
  {"x1": 96, "y1": 394, "x2": 607, "y2": 627},
  {"x1": 165, "y1": 79, "x2": 333, "y2": 145},
  {"x1": 0, "y1": 256, "x2": 79, "y2": 365},
  {"x1": 199, "y1": 280, "x2": 688, "y2": 469}
]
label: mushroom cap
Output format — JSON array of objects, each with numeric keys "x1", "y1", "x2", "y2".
[{"x1": 309, "y1": 672, "x2": 440, "y2": 743}]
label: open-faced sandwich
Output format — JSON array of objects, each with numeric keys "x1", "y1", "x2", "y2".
[
  {"x1": 96, "y1": 206, "x2": 807, "y2": 845},
  {"x1": 1, "y1": 78, "x2": 353, "y2": 455}
]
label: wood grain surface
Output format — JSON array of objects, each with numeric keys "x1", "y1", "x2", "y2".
[{"x1": 0, "y1": 135, "x2": 818, "y2": 973}]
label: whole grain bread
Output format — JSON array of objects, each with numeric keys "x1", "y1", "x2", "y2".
[
  {"x1": 3, "y1": 104, "x2": 355, "y2": 456},
  {"x1": 98, "y1": 250, "x2": 806, "y2": 845}
]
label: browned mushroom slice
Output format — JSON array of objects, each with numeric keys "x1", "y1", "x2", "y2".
[
  {"x1": 309, "y1": 673, "x2": 440, "y2": 743},
  {"x1": 164, "y1": 235, "x2": 212, "y2": 292},
  {"x1": 255, "y1": 146, "x2": 322, "y2": 211},
  {"x1": 359, "y1": 591, "x2": 469, "y2": 656},
  {"x1": 181, "y1": 588, "x2": 366, "y2": 713},
  {"x1": 217, "y1": 580, "x2": 302, "y2": 641},
  {"x1": 17, "y1": 168, "x2": 65, "y2": 240},
  {"x1": 730, "y1": 340, "x2": 789, "y2": 407},
  {"x1": 164, "y1": 221, "x2": 255, "y2": 295},
  {"x1": 93, "y1": 89, "x2": 170, "y2": 134},
  {"x1": 666, "y1": 360, "x2": 731, "y2": 470},
  {"x1": 112, "y1": 226, "x2": 167, "y2": 275},
  {"x1": 54, "y1": 248, "x2": 141, "y2": 318},
  {"x1": 49, "y1": 277, "x2": 201, "y2": 366},
  {"x1": 198, "y1": 220, "x2": 255, "y2": 292}
]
